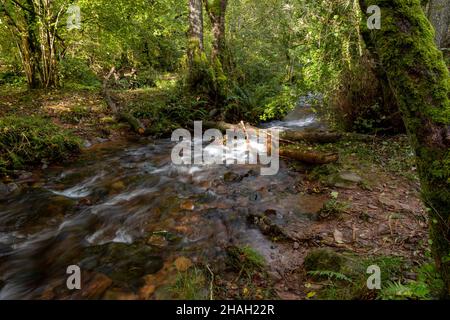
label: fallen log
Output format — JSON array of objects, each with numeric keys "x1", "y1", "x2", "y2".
[
  {"x1": 280, "y1": 147, "x2": 339, "y2": 164},
  {"x1": 204, "y1": 121, "x2": 339, "y2": 164},
  {"x1": 102, "y1": 67, "x2": 146, "y2": 135}
]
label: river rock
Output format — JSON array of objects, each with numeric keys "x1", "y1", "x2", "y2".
[
  {"x1": 81, "y1": 273, "x2": 113, "y2": 299},
  {"x1": 18, "y1": 171, "x2": 33, "y2": 180},
  {"x1": 6, "y1": 183, "x2": 19, "y2": 193},
  {"x1": 103, "y1": 288, "x2": 138, "y2": 300},
  {"x1": 139, "y1": 284, "x2": 156, "y2": 300},
  {"x1": 81, "y1": 242, "x2": 164, "y2": 288},
  {"x1": 224, "y1": 172, "x2": 242, "y2": 183},
  {"x1": 83, "y1": 140, "x2": 93, "y2": 148},
  {"x1": 180, "y1": 200, "x2": 195, "y2": 211},
  {"x1": 110, "y1": 181, "x2": 126, "y2": 192},
  {"x1": 147, "y1": 234, "x2": 169, "y2": 248}
]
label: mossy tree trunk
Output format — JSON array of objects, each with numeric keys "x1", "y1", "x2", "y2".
[
  {"x1": 186, "y1": 0, "x2": 213, "y2": 92},
  {"x1": 359, "y1": 0, "x2": 450, "y2": 295},
  {"x1": 188, "y1": 0, "x2": 204, "y2": 66},
  {"x1": 203, "y1": 0, "x2": 228, "y2": 66}
]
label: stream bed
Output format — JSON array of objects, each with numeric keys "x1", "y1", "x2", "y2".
[{"x1": 0, "y1": 109, "x2": 322, "y2": 299}]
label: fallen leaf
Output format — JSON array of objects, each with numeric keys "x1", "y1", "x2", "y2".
[{"x1": 306, "y1": 291, "x2": 316, "y2": 299}]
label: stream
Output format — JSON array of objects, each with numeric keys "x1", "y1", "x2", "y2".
[{"x1": 0, "y1": 106, "x2": 321, "y2": 299}]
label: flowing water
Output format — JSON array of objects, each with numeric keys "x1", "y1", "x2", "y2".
[{"x1": 0, "y1": 107, "x2": 320, "y2": 299}]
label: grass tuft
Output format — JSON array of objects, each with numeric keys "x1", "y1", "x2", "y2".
[{"x1": 0, "y1": 115, "x2": 81, "y2": 175}]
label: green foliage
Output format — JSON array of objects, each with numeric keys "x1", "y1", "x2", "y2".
[
  {"x1": 60, "y1": 58, "x2": 101, "y2": 89},
  {"x1": 0, "y1": 116, "x2": 81, "y2": 175},
  {"x1": 0, "y1": 71, "x2": 26, "y2": 87},
  {"x1": 308, "y1": 270, "x2": 353, "y2": 283},
  {"x1": 171, "y1": 267, "x2": 209, "y2": 300},
  {"x1": 319, "y1": 193, "x2": 350, "y2": 220},
  {"x1": 378, "y1": 263, "x2": 444, "y2": 300}
]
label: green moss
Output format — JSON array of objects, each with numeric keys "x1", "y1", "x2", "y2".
[
  {"x1": 226, "y1": 245, "x2": 266, "y2": 276},
  {"x1": 0, "y1": 115, "x2": 81, "y2": 175},
  {"x1": 304, "y1": 249, "x2": 346, "y2": 273}
]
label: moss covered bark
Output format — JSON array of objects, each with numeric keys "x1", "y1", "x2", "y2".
[
  {"x1": 359, "y1": 0, "x2": 450, "y2": 295},
  {"x1": 203, "y1": 0, "x2": 228, "y2": 64}
]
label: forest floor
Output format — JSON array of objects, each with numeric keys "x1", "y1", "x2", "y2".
[{"x1": 0, "y1": 85, "x2": 436, "y2": 300}]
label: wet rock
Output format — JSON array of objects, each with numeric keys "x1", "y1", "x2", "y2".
[
  {"x1": 110, "y1": 181, "x2": 126, "y2": 192},
  {"x1": 303, "y1": 249, "x2": 345, "y2": 272},
  {"x1": 6, "y1": 183, "x2": 19, "y2": 193},
  {"x1": 180, "y1": 200, "x2": 195, "y2": 211},
  {"x1": 139, "y1": 284, "x2": 156, "y2": 300},
  {"x1": 11, "y1": 171, "x2": 33, "y2": 181},
  {"x1": 94, "y1": 137, "x2": 109, "y2": 144},
  {"x1": 174, "y1": 257, "x2": 193, "y2": 272},
  {"x1": 83, "y1": 140, "x2": 92, "y2": 149},
  {"x1": 81, "y1": 242, "x2": 164, "y2": 289},
  {"x1": 81, "y1": 273, "x2": 113, "y2": 299},
  {"x1": 224, "y1": 172, "x2": 242, "y2": 183},
  {"x1": 147, "y1": 234, "x2": 169, "y2": 248},
  {"x1": 103, "y1": 288, "x2": 138, "y2": 300},
  {"x1": 247, "y1": 214, "x2": 287, "y2": 240}
]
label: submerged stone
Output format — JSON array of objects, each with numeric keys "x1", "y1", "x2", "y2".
[{"x1": 81, "y1": 242, "x2": 164, "y2": 289}]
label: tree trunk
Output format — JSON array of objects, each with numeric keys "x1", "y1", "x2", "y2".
[
  {"x1": 360, "y1": 0, "x2": 450, "y2": 295},
  {"x1": 187, "y1": 0, "x2": 204, "y2": 67},
  {"x1": 203, "y1": 0, "x2": 228, "y2": 65},
  {"x1": 186, "y1": 0, "x2": 212, "y2": 92},
  {"x1": 427, "y1": 0, "x2": 450, "y2": 48}
]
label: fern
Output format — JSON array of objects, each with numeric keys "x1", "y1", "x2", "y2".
[
  {"x1": 307, "y1": 270, "x2": 353, "y2": 283},
  {"x1": 379, "y1": 281, "x2": 430, "y2": 300}
]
